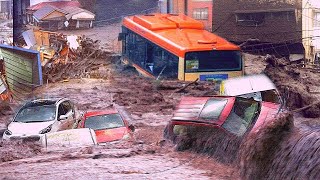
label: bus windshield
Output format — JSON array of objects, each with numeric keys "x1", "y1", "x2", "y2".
[{"x1": 185, "y1": 50, "x2": 242, "y2": 72}]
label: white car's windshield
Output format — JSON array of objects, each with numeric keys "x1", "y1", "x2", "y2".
[{"x1": 14, "y1": 105, "x2": 56, "y2": 123}]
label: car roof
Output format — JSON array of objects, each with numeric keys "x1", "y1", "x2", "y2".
[
  {"x1": 24, "y1": 97, "x2": 68, "y2": 107},
  {"x1": 221, "y1": 74, "x2": 277, "y2": 96},
  {"x1": 84, "y1": 108, "x2": 120, "y2": 118}
]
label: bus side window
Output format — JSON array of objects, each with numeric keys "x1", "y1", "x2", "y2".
[
  {"x1": 130, "y1": 33, "x2": 146, "y2": 68},
  {"x1": 153, "y1": 49, "x2": 178, "y2": 79}
]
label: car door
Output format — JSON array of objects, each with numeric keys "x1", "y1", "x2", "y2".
[
  {"x1": 61, "y1": 101, "x2": 75, "y2": 129},
  {"x1": 57, "y1": 103, "x2": 68, "y2": 130}
]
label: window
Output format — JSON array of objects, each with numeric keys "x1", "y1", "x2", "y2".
[
  {"x1": 269, "y1": 11, "x2": 295, "y2": 21},
  {"x1": 85, "y1": 114, "x2": 124, "y2": 130},
  {"x1": 222, "y1": 98, "x2": 259, "y2": 136},
  {"x1": 199, "y1": 98, "x2": 228, "y2": 120},
  {"x1": 236, "y1": 13, "x2": 265, "y2": 26},
  {"x1": 314, "y1": 13, "x2": 320, "y2": 27},
  {"x1": 185, "y1": 50, "x2": 242, "y2": 72},
  {"x1": 122, "y1": 27, "x2": 178, "y2": 79},
  {"x1": 62, "y1": 101, "x2": 72, "y2": 113},
  {"x1": 193, "y1": 8, "x2": 208, "y2": 20}
]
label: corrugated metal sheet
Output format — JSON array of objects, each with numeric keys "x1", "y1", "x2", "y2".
[
  {"x1": 0, "y1": 45, "x2": 42, "y2": 99},
  {"x1": 0, "y1": 75, "x2": 6, "y2": 94},
  {"x1": 33, "y1": 5, "x2": 67, "y2": 21}
]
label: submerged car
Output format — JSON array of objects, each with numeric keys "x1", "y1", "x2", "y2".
[
  {"x1": 164, "y1": 96, "x2": 282, "y2": 141},
  {"x1": 79, "y1": 108, "x2": 134, "y2": 143},
  {"x1": 3, "y1": 98, "x2": 77, "y2": 139}
]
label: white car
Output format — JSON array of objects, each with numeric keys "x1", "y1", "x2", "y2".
[{"x1": 3, "y1": 98, "x2": 77, "y2": 140}]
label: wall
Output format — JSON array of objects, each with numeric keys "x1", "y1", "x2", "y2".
[
  {"x1": 0, "y1": 45, "x2": 42, "y2": 99},
  {"x1": 211, "y1": 0, "x2": 303, "y2": 57},
  {"x1": 302, "y1": 0, "x2": 320, "y2": 63},
  {"x1": 213, "y1": 0, "x2": 302, "y2": 43},
  {"x1": 169, "y1": 0, "x2": 212, "y2": 31},
  {"x1": 187, "y1": 0, "x2": 212, "y2": 31}
]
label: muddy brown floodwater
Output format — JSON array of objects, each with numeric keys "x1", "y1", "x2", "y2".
[
  {"x1": 1, "y1": 53, "x2": 320, "y2": 179},
  {"x1": 0, "y1": 70, "x2": 238, "y2": 179}
]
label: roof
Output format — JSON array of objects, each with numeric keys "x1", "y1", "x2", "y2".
[
  {"x1": 85, "y1": 108, "x2": 120, "y2": 118},
  {"x1": 24, "y1": 97, "x2": 66, "y2": 107},
  {"x1": 122, "y1": 14, "x2": 240, "y2": 57},
  {"x1": 27, "y1": 1, "x2": 82, "y2": 11},
  {"x1": 221, "y1": 74, "x2": 277, "y2": 96},
  {"x1": 64, "y1": 7, "x2": 95, "y2": 20},
  {"x1": 33, "y1": 5, "x2": 67, "y2": 21}
]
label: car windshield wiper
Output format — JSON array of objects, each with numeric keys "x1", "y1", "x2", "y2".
[
  {"x1": 25, "y1": 121, "x2": 44, "y2": 123},
  {"x1": 16, "y1": 120, "x2": 50, "y2": 123}
]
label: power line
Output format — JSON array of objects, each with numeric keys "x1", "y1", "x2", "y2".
[{"x1": 241, "y1": 35, "x2": 320, "y2": 49}]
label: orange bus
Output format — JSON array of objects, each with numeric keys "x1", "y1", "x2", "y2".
[{"x1": 119, "y1": 13, "x2": 244, "y2": 81}]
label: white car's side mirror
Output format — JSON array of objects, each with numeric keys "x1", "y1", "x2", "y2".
[{"x1": 59, "y1": 114, "x2": 68, "y2": 121}]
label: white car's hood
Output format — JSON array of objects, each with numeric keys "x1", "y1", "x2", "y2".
[{"x1": 8, "y1": 121, "x2": 54, "y2": 135}]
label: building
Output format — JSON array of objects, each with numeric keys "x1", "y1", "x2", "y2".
[
  {"x1": 27, "y1": 1, "x2": 95, "y2": 30},
  {"x1": 26, "y1": 0, "x2": 81, "y2": 24},
  {"x1": 64, "y1": 6, "x2": 95, "y2": 29},
  {"x1": 159, "y1": 0, "x2": 213, "y2": 31},
  {"x1": 212, "y1": 0, "x2": 304, "y2": 60},
  {"x1": 32, "y1": 5, "x2": 68, "y2": 30},
  {"x1": 0, "y1": 0, "x2": 12, "y2": 19},
  {"x1": 161, "y1": 0, "x2": 304, "y2": 61},
  {"x1": 302, "y1": 0, "x2": 320, "y2": 64}
]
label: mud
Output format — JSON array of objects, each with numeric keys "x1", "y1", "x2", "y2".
[
  {"x1": 264, "y1": 63, "x2": 320, "y2": 118},
  {"x1": 0, "y1": 140, "x2": 42, "y2": 163},
  {"x1": 0, "y1": 66, "x2": 238, "y2": 179},
  {"x1": 169, "y1": 127, "x2": 242, "y2": 164},
  {"x1": 111, "y1": 71, "x2": 215, "y2": 115},
  {"x1": 239, "y1": 113, "x2": 320, "y2": 179}
]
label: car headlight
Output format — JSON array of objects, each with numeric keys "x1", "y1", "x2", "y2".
[
  {"x1": 4, "y1": 129, "x2": 12, "y2": 136},
  {"x1": 39, "y1": 125, "x2": 52, "y2": 134}
]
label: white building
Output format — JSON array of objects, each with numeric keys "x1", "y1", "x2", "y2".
[{"x1": 302, "y1": 0, "x2": 320, "y2": 64}]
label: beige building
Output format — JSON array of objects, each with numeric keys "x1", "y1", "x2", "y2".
[{"x1": 302, "y1": 0, "x2": 320, "y2": 64}]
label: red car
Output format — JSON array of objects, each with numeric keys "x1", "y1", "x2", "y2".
[
  {"x1": 164, "y1": 96, "x2": 281, "y2": 141},
  {"x1": 79, "y1": 108, "x2": 134, "y2": 143}
]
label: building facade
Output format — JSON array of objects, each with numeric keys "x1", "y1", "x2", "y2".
[
  {"x1": 302, "y1": 0, "x2": 320, "y2": 64},
  {"x1": 161, "y1": 0, "x2": 306, "y2": 61},
  {"x1": 211, "y1": 0, "x2": 304, "y2": 60},
  {"x1": 159, "y1": 0, "x2": 213, "y2": 31}
]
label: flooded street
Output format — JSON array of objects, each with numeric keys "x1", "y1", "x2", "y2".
[
  {"x1": 0, "y1": 75, "x2": 238, "y2": 179},
  {"x1": 2, "y1": 0, "x2": 320, "y2": 178}
]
